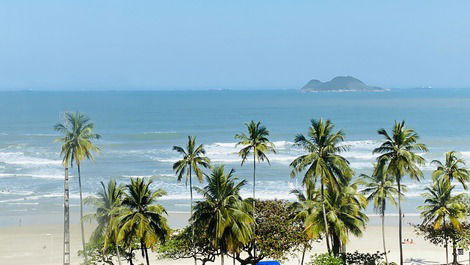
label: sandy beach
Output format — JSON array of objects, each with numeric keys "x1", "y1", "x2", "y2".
[{"x1": 1, "y1": 212, "x2": 467, "y2": 265}]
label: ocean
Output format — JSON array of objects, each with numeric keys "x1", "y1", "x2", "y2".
[{"x1": 1, "y1": 89, "x2": 469, "y2": 226}]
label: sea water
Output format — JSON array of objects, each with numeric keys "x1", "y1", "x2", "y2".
[{"x1": 0, "y1": 89, "x2": 469, "y2": 226}]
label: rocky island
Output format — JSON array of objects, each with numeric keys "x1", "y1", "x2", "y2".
[{"x1": 301, "y1": 76, "x2": 387, "y2": 92}]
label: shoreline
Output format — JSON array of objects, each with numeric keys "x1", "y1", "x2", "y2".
[
  {"x1": 0, "y1": 211, "x2": 424, "y2": 228},
  {"x1": 0, "y1": 221, "x2": 458, "y2": 265}
]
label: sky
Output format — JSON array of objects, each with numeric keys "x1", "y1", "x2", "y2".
[{"x1": 1, "y1": 0, "x2": 470, "y2": 90}]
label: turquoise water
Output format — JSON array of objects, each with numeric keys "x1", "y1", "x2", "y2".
[{"x1": 0, "y1": 89, "x2": 469, "y2": 226}]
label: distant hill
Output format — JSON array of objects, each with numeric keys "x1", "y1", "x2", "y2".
[{"x1": 301, "y1": 76, "x2": 387, "y2": 92}]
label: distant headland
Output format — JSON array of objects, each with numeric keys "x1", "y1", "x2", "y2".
[{"x1": 301, "y1": 76, "x2": 387, "y2": 92}]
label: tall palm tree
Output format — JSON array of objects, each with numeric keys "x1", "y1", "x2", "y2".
[
  {"x1": 419, "y1": 179, "x2": 466, "y2": 265},
  {"x1": 302, "y1": 181, "x2": 368, "y2": 256},
  {"x1": 173, "y1": 136, "x2": 211, "y2": 210},
  {"x1": 85, "y1": 180, "x2": 124, "y2": 265},
  {"x1": 173, "y1": 136, "x2": 210, "y2": 265},
  {"x1": 55, "y1": 112, "x2": 100, "y2": 264},
  {"x1": 235, "y1": 121, "x2": 275, "y2": 200},
  {"x1": 235, "y1": 121, "x2": 275, "y2": 259},
  {"x1": 290, "y1": 119, "x2": 353, "y2": 253},
  {"x1": 192, "y1": 166, "x2": 254, "y2": 265},
  {"x1": 373, "y1": 121, "x2": 427, "y2": 265},
  {"x1": 118, "y1": 177, "x2": 170, "y2": 265},
  {"x1": 361, "y1": 164, "x2": 401, "y2": 264},
  {"x1": 432, "y1": 151, "x2": 470, "y2": 190}
]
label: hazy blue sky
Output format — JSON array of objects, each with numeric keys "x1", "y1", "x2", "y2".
[{"x1": 1, "y1": 1, "x2": 470, "y2": 90}]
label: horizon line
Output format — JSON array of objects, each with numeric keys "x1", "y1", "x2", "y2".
[{"x1": 0, "y1": 87, "x2": 468, "y2": 92}]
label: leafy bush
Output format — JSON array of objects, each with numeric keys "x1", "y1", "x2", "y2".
[
  {"x1": 233, "y1": 200, "x2": 311, "y2": 265},
  {"x1": 341, "y1": 251, "x2": 385, "y2": 265},
  {"x1": 309, "y1": 253, "x2": 344, "y2": 265},
  {"x1": 157, "y1": 226, "x2": 217, "y2": 265},
  {"x1": 308, "y1": 252, "x2": 386, "y2": 265}
]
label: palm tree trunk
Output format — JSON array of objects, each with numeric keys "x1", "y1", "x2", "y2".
[
  {"x1": 446, "y1": 242, "x2": 449, "y2": 265},
  {"x1": 77, "y1": 164, "x2": 88, "y2": 264},
  {"x1": 129, "y1": 248, "x2": 135, "y2": 265},
  {"x1": 321, "y1": 182, "x2": 331, "y2": 253},
  {"x1": 63, "y1": 167, "x2": 71, "y2": 265},
  {"x1": 143, "y1": 244, "x2": 150, "y2": 265},
  {"x1": 332, "y1": 233, "x2": 341, "y2": 256},
  {"x1": 382, "y1": 206, "x2": 388, "y2": 265},
  {"x1": 301, "y1": 243, "x2": 307, "y2": 265},
  {"x1": 452, "y1": 239, "x2": 458, "y2": 264},
  {"x1": 189, "y1": 165, "x2": 197, "y2": 265},
  {"x1": 342, "y1": 239, "x2": 346, "y2": 254},
  {"x1": 444, "y1": 219, "x2": 449, "y2": 264},
  {"x1": 397, "y1": 178, "x2": 403, "y2": 265},
  {"x1": 253, "y1": 151, "x2": 257, "y2": 260},
  {"x1": 116, "y1": 245, "x2": 122, "y2": 265}
]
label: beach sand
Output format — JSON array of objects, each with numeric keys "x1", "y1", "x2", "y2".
[{"x1": 0, "y1": 213, "x2": 467, "y2": 265}]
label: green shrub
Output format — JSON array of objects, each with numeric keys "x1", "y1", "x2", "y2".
[
  {"x1": 341, "y1": 251, "x2": 385, "y2": 265},
  {"x1": 310, "y1": 253, "x2": 344, "y2": 265}
]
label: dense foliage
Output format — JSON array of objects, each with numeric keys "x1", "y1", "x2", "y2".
[
  {"x1": 414, "y1": 151, "x2": 470, "y2": 265},
  {"x1": 340, "y1": 251, "x2": 385, "y2": 265},
  {"x1": 231, "y1": 200, "x2": 310, "y2": 265},
  {"x1": 158, "y1": 226, "x2": 217, "y2": 265},
  {"x1": 309, "y1": 253, "x2": 343, "y2": 265}
]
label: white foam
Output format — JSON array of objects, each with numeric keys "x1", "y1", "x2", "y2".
[
  {"x1": 460, "y1": 151, "x2": 470, "y2": 160},
  {"x1": 143, "y1": 131, "x2": 177, "y2": 134},
  {"x1": 156, "y1": 140, "x2": 379, "y2": 167},
  {"x1": 7, "y1": 202, "x2": 39, "y2": 205},
  {"x1": 0, "y1": 190, "x2": 34, "y2": 196},
  {"x1": 24, "y1": 133, "x2": 57, "y2": 137},
  {"x1": 0, "y1": 152, "x2": 61, "y2": 166},
  {"x1": 349, "y1": 161, "x2": 374, "y2": 169},
  {"x1": 120, "y1": 174, "x2": 155, "y2": 179},
  {"x1": 0, "y1": 192, "x2": 94, "y2": 204},
  {"x1": 0, "y1": 173, "x2": 65, "y2": 179}
]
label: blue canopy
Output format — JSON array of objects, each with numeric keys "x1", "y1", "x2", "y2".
[{"x1": 257, "y1": 261, "x2": 281, "y2": 265}]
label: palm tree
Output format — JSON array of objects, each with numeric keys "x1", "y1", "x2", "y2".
[
  {"x1": 192, "y1": 166, "x2": 254, "y2": 265},
  {"x1": 419, "y1": 179, "x2": 466, "y2": 264},
  {"x1": 291, "y1": 181, "x2": 319, "y2": 229},
  {"x1": 432, "y1": 151, "x2": 470, "y2": 190},
  {"x1": 291, "y1": 181, "x2": 319, "y2": 265},
  {"x1": 235, "y1": 121, "x2": 275, "y2": 259},
  {"x1": 235, "y1": 121, "x2": 276, "y2": 199},
  {"x1": 55, "y1": 112, "x2": 100, "y2": 264},
  {"x1": 290, "y1": 119, "x2": 353, "y2": 253},
  {"x1": 373, "y1": 121, "x2": 427, "y2": 265},
  {"x1": 361, "y1": 164, "x2": 401, "y2": 264},
  {"x1": 302, "y1": 181, "x2": 368, "y2": 256},
  {"x1": 118, "y1": 177, "x2": 171, "y2": 265},
  {"x1": 85, "y1": 180, "x2": 124, "y2": 265},
  {"x1": 173, "y1": 136, "x2": 211, "y2": 209},
  {"x1": 173, "y1": 136, "x2": 210, "y2": 265}
]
